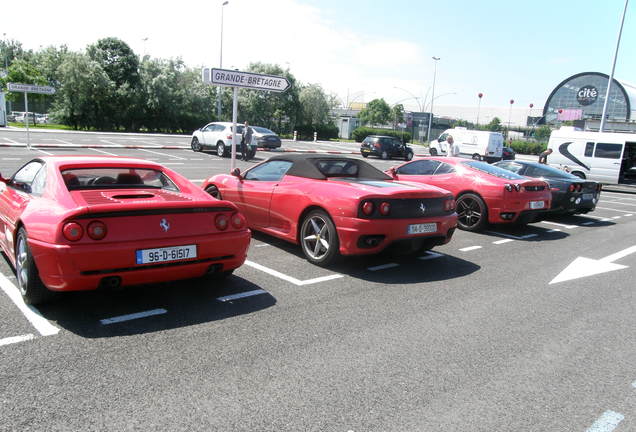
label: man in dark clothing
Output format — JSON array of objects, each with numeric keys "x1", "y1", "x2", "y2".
[
  {"x1": 538, "y1": 148, "x2": 553, "y2": 164},
  {"x1": 241, "y1": 121, "x2": 253, "y2": 161}
]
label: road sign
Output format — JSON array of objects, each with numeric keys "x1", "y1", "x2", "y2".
[
  {"x1": 202, "y1": 68, "x2": 290, "y2": 93},
  {"x1": 7, "y1": 83, "x2": 56, "y2": 95}
]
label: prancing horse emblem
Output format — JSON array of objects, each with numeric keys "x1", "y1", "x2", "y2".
[
  {"x1": 160, "y1": 218, "x2": 170, "y2": 232},
  {"x1": 419, "y1": 203, "x2": 426, "y2": 213}
]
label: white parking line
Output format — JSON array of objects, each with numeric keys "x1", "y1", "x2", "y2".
[
  {"x1": 493, "y1": 239, "x2": 514, "y2": 245},
  {"x1": 36, "y1": 149, "x2": 54, "y2": 156},
  {"x1": 547, "y1": 229, "x2": 561, "y2": 233},
  {"x1": 596, "y1": 206, "x2": 635, "y2": 214},
  {"x1": 0, "y1": 334, "x2": 35, "y2": 347},
  {"x1": 3, "y1": 137, "x2": 19, "y2": 144},
  {"x1": 254, "y1": 244, "x2": 270, "y2": 248},
  {"x1": 418, "y1": 251, "x2": 444, "y2": 261},
  {"x1": 584, "y1": 410, "x2": 624, "y2": 432},
  {"x1": 139, "y1": 148, "x2": 187, "y2": 160},
  {"x1": 100, "y1": 139, "x2": 124, "y2": 147},
  {"x1": 48, "y1": 138, "x2": 73, "y2": 145},
  {"x1": 583, "y1": 214, "x2": 613, "y2": 220},
  {"x1": 612, "y1": 216, "x2": 621, "y2": 219},
  {"x1": 540, "y1": 221, "x2": 577, "y2": 229},
  {"x1": 582, "y1": 222, "x2": 596, "y2": 225},
  {"x1": 2, "y1": 157, "x2": 22, "y2": 160},
  {"x1": 486, "y1": 231, "x2": 538, "y2": 240},
  {"x1": 626, "y1": 214, "x2": 633, "y2": 216},
  {"x1": 88, "y1": 148, "x2": 119, "y2": 156},
  {"x1": 599, "y1": 200, "x2": 636, "y2": 207},
  {"x1": 217, "y1": 289, "x2": 268, "y2": 302},
  {"x1": 162, "y1": 163, "x2": 184, "y2": 165},
  {"x1": 244, "y1": 260, "x2": 343, "y2": 286},
  {"x1": 0, "y1": 273, "x2": 60, "y2": 336},
  {"x1": 368, "y1": 263, "x2": 399, "y2": 271},
  {"x1": 100, "y1": 308, "x2": 167, "y2": 325},
  {"x1": 459, "y1": 246, "x2": 482, "y2": 252},
  {"x1": 632, "y1": 380, "x2": 636, "y2": 388}
]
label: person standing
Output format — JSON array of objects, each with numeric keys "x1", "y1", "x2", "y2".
[
  {"x1": 448, "y1": 135, "x2": 460, "y2": 157},
  {"x1": 241, "y1": 121, "x2": 253, "y2": 161},
  {"x1": 538, "y1": 148, "x2": 553, "y2": 164}
]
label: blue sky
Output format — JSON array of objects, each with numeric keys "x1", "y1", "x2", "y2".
[{"x1": 3, "y1": 0, "x2": 634, "y2": 111}]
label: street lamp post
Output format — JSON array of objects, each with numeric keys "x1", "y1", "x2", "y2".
[
  {"x1": 426, "y1": 56, "x2": 440, "y2": 142},
  {"x1": 217, "y1": 0, "x2": 229, "y2": 119},
  {"x1": 507, "y1": 99, "x2": 514, "y2": 135},
  {"x1": 476, "y1": 92, "x2": 483, "y2": 126}
]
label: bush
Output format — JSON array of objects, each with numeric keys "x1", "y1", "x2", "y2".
[
  {"x1": 294, "y1": 123, "x2": 339, "y2": 141},
  {"x1": 509, "y1": 140, "x2": 547, "y2": 155},
  {"x1": 351, "y1": 127, "x2": 412, "y2": 143}
]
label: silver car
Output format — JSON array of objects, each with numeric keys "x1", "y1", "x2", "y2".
[{"x1": 251, "y1": 126, "x2": 282, "y2": 149}]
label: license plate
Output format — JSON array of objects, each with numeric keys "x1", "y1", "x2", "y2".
[
  {"x1": 407, "y1": 223, "x2": 437, "y2": 234},
  {"x1": 583, "y1": 193, "x2": 593, "y2": 200},
  {"x1": 530, "y1": 200, "x2": 545, "y2": 209},
  {"x1": 135, "y1": 244, "x2": 197, "y2": 264}
]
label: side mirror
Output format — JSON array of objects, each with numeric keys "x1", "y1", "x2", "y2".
[
  {"x1": 388, "y1": 167, "x2": 398, "y2": 179},
  {"x1": 230, "y1": 167, "x2": 242, "y2": 178}
]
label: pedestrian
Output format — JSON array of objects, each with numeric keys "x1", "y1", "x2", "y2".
[
  {"x1": 447, "y1": 135, "x2": 460, "y2": 157},
  {"x1": 538, "y1": 148, "x2": 553, "y2": 164},
  {"x1": 241, "y1": 121, "x2": 253, "y2": 161}
]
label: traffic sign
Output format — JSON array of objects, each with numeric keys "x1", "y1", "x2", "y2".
[
  {"x1": 202, "y1": 68, "x2": 290, "y2": 93},
  {"x1": 7, "y1": 83, "x2": 56, "y2": 95}
]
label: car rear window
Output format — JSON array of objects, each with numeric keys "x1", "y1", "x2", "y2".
[
  {"x1": 60, "y1": 167, "x2": 179, "y2": 191},
  {"x1": 462, "y1": 161, "x2": 525, "y2": 180},
  {"x1": 252, "y1": 126, "x2": 275, "y2": 134},
  {"x1": 315, "y1": 160, "x2": 359, "y2": 177}
]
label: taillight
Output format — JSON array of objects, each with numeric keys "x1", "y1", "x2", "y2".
[
  {"x1": 505, "y1": 184, "x2": 513, "y2": 192},
  {"x1": 505, "y1": 184, "x2": 520, "y2": 192},
  {"x1": 87, "y1": 221, "x2": 107, "y2": 240},
  {"x1": 515, "y1": 184, "x2": 521, "y2": 191},
  {"x1": 361, "y1": 201, "x2": 374, "y2": 216},
  {"x1": 576, "y1": 184, "x2": 582, "y2": 192},
  {"x1": 444, "y1": 199, "x2": 455, "y2": 211},
  {"x1": 230, "y1": 212, "x2": 246, "y2": 229},
  {"x1": 568, "y1": 184, "x2": 575, "y2": 192},
  {"x1": 62, "y1": 222, "x2": 83, "y2": 241},
  {"x1": 215, "y1": 214, "x2": 229, "y2": 230},
  {"x1": 379, "y1": 202, "x2": 391, "y2": 216},
  {"x1": 226, "y1": 134, "x2": 233, "y2": 140}
]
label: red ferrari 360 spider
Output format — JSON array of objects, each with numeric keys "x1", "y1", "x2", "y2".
[
  {"x1": 0, "y1": 156, "x2": 251, "y2": 305},
  {"x1": 202, "y1": 154, "x2": 458, "y2": 266},
  {"x1": 387, "y1": 157, "x2": 551, "y2": 231}
]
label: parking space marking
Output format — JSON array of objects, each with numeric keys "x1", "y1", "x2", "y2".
[
  {"x1": 0, "y1": 274, "x2": 60, "y2": 336},
  {"x1": 162, "y1": 163, "x2": 184, "y2": 165},
  {"x1": 100, "y1": 140, "x2": 125, "y2": 147},
  {"x1": 418, "y1": 251, "x2": 444, "y2": 261},
  {"x1": 254, "y1": 244, "x2": 270, "y2": 248},
  {"x1": 88, "y1": 148, "x2": 119, "y2": 156},
  {"x1": 190, "y1": 158, "x2": 204, "y2": 161},
  {"x1": 540, "y1": 221, "x2": 577, "y2": 229},
  {"x1": 217, "y1": 289, "x2": 268, "y2": 302},
  {"x1": 582, "y1": 222, "x2": 596, "y2": 226},
  {"x1": 493, "y1": 239, "x2": 514, "y2": 245},
  {"x1": 244, "y1": 260, "x2": 343, "y2": 286},
  {"x1": 36, "y1": 149, "x2": 54, "y2": 156},
  {"x1": 100, "y1": 308, "x2": 167, "y2": 325},
  {"x1": 139, "y1": 148, "x2": 187, "y2": 160},
  {"x1": 626, "y1": 214, "x2": 633, "y2": 217},
  {"x1": 2, "y1": 157, "x2": 22, "y2": 160},
  {"x1": 547, "y1": 229, "x2": 561, "y2": 233},
  {"x1": 0, "y1": 334, "x2": 35, "y2": 347},
  {"x1": 368, "y1": 263, "x2": 399, "y2": 271},
  {"x1": 584, "y1": 410, "x2": 624, "y2": 432},
  {"x1": 46, "y1": 138, "x2": 73, "y2": 145},
  {"x1": 3, "y1": 137, "x2": 19, "y2": 144},
  {"x1": 459, "y1": 246, "x2": 482, "y2": 252},
  {"x1": 632, "y1": 380, "x2": 636, "y2": 388},
  {"x1": 612, "y1": 216, "x2": 621, "y2": 219},
  {"x1": 486, "y1": 231, "x2": 538, "y2": 240},
  {"x1": 599, "y1": 200, "x2": 636, "y2": 207},
  {"x1": 596, "y1": 207, "x2": 635, "y2": 214}
]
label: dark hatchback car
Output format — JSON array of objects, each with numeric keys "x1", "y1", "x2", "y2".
[
  {"x1": 494, "y1": 160, "x2": 602, "y2": 215},
  {"x1": 360, "y1": 135, "x2": 414, "y2": 161},
  {"x1": 252, "y1": 126, "x2": 282, "y2": 149},
  {"x1": 502, "y1": 146, "x2": 516, "y2": 160}
]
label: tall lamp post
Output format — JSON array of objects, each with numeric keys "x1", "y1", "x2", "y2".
[
  {"x1": 426, "y1": 56, "x2": 440, "y2": 142},
  {"x1": 507, "y1": 99, "x2": 514, "y2": 137},
  {"x1": 216, "y1": 0, "x2": 229, "y2": 119},
  {"x1": 476, "y1": 92, "x2": 483, "y2": 126}
]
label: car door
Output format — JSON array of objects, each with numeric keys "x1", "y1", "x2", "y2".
[
  {"x1": 391, "y1": 138, "x2": 403, "y2": 157},
  {"x1": 200, "y1": 124, "x2": 216, "y2": 147},
  {"x1": 236, "y1": 160, "x2": 293, "y2": 228},
  {"x1": 0, "y1": 161, "x2": 44, "y2": 252},
  {"x1": 592, "y1": 142, "x2": 623, "y2": 184}
]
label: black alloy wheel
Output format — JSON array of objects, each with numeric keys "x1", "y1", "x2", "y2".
[
  {"x1": 456, "y1": 193, "x2": 488, "y2": 231},
  {"x1": 191, "y1": 137, "x2": 202, "y2": 152},
  {"x1": 205, "y1": 185, "x2": 222, "y2": 200}
]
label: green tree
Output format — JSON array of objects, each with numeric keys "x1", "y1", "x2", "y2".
[
  {"x1": 391, "y1": 104, "x2": 405, "y2": 129},
  {"x1": 486, "y1": 116, "x2": 503, "y2": 132},
  {"x1": 358, "y1": 98, "x2": 391, "y2": 126},
  {"x1": 0, "y1": 39, "x2": 28, "y2": 70},
  {"x1": 0, "y1": 59, "x2": 48, "y2": 107},
  {"x1": 299, "y1": 83, "x2": 330, "y2": 127},
  {"x1": 534, "y1": 125, "x2": 552, "y2": 141}
]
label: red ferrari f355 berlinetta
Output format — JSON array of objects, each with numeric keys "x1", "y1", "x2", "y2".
[
  {"x1": 202, "y1": 154, "x2": 458, "y2": 266},
  {"x1": 0, "y1": 156, "x2": 251, "y2": 304}
]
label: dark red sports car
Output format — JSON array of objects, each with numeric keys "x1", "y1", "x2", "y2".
[
  {"x1": 202, "y1": 154, "x2": 458, "y2": 265},
  {"x1": 387, "y1": 157, "x2": 552, "y2": 231},
  {"x1": 0, "y1": 156, "x2": 251, "y2": 305}
]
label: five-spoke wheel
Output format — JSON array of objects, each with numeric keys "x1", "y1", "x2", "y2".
[
  {"x1": 216, "y1": 142, "x2": 226, "y2": 158},
  {"x1": 15, "y1": 228, "x2": 51, "y2": 305},
  {"x1": 300, "y1": 210, "x2": 340, "y2": 266},
  {"x1": 456, "y1": 193, "x2": 488, "y2": 231}
]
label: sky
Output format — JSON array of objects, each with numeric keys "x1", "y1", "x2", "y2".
[{"x1": 2, "y1": 0, "x2": 634, "y2": 114}]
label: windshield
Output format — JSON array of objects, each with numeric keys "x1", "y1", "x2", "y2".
[
  {"x1": 252, "y1": 126, "x2": 275, "y2": 134},
  {"x1": 522, "y1": 163, "x2": 578, "y2": 179},
  {"x1": 462, "y1": 161, "x2": 525, "y2": 180},
  {"x1": 61, "y1": 167, "x2": 179, "y2": 191}
]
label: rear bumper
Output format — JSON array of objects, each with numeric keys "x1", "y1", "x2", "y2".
[
  {"x1": 29, "y1": 230, "x2": 251, "y2": 291},
  {"x1": 488, "y1": 196, "x2": 551, "y2": 224},
  {"x1": 333, "y1": 214, "x2": 458, "y2": 255},
  {"x1": 550, "y1": 192, "x2": 599, "y2": 214}
]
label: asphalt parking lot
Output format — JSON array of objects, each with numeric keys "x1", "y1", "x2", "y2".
[{"x1": 1, "y1": 131, "x2": 636, "y2": 431}]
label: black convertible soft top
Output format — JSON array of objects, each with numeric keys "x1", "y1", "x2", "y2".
[{"x1": 267, "y1": 153, "x2": 392, "y2": 181}]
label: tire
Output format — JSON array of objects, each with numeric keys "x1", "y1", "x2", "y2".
[
  {"x1": 216, "y1": 142, "x2": 226, "y2": 158},
  {"x1": 429, "y1": 148, "x2": 438, "y2": 156},
  {"x1": 404, "y1": 151, "x2": 414, "y2": 161},
  {"x1": 381, "y1": 150, "x2": 389, "y2": 160},
  {"x1": 15, "y1": 228, "x2": 51, "y2": 305},
  {"x1": 361, "y1": 152, "x2": 369, "y2": 158},
  {"x1": 456, "y1": 193, "x2": 488, "y2": 232},
  {"x1": 191, "y1": 137, "x2": 202, "y2": 152},
  {"x1": 472, "y1": 153, "x2": 482, "y2": 161},
  {"x1": 299, "y1": 209, "x2": 340, "y2": 266},
  {"x1": 205, "y1": 185, "x2": 222, "y2": 200},
  {"x1": 571, "y1": 171, "x2": 586, "y2": 179}
]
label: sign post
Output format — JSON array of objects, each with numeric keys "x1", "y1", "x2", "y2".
[
  {"x1": 7, "y1": 83, "x2": 56, "y2": 151},
  {"x1": 202, "y1": 68, "x2": 290, "y2": 171}
]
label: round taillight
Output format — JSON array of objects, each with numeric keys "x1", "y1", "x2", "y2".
[
  {"x1": 576, "y1": 184, "x2": 582, "y2": 192},
  {"x1": 444, "y1": 198, "x2": 456, "y2": 211},
  {"x1": 215, "y1": 214, "x2": 229, "y2": 231},
  {"x1": 379, "y1": 202, "x2": 391, "y2": 216},
  {"x1": 63, "y1": 222, "x2": 83, "y2": 241},
  {"x1": 568, "y1": 184, "x2": 576, "y2": 192},
  {"x1": 87, "y1": 221, "x2": 107, "y2": 240},
  {"x1": 230, "y1": 212, "x2": 246, "y2": 229},
  {"x1": 505, "y1": 184, "x2": 513, "y2": 192},
  {"x1": 361, "y1": 201, "x2": 374, "y2": 216}
]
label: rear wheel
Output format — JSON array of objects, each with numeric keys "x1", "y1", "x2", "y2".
[
  {"x1": 299, "y1": 210, "x2": 340, "y2": 266},
  {"x1": 191, "y1": 137, "x2": 202, "y2": 152},
  {"x1": 456, "y1": 193, "x2": 488, "y2": 231},
  {"x1": 429, "y1": 148, "x2": 438, "y2": 156},
  {"x1": 216, "y1": 142, "x2": 226, "y2": 158},
  {"x1": 571, "y1": 171, "x2": 586, "y2": 179},
  {"x1": 205, "y1": 185, "x2": 222, "y2": 200},
  {"x1": 15, "y1": 228, "x2": 51, "y2": 305},
  {"x1": 381, "y1": 150, "x2": 389, "y2": 160}
]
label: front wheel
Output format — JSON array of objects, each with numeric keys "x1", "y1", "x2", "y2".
[
  {"x1": 216, "y1": 142, "x2": 226, "y2": 158},
  {"x1": 191, "y1": 137, "x2": 202, "y2": 152},
  {"x1": 404, "y1": 151, "x2": 414, "y2": 161},
  {"x1": 429, "y1": 148, "x2": 438, "y2": 156},
  {"x1": 299, "y1": 210, "x2": 340, "y2": 266},
  {"x1": 456, "y1": 193, "x2": 488, "y2": 231},
  {"x1": 15, "y1": 228, "x2": 51, "y2": 305},
  {"x1": 361, "y1": 152, "x2": 369, "y2": 158},
  {"x1": 472, "y1": 154, "x2": 482, "y2": 161},
  {"x1": 381, "y1": 150, "x2": 389, "y2": 160}
]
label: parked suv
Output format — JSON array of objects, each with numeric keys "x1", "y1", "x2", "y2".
[
  {"x1": 191, "y1": 122, "x2": 257, "y2": 159},
  {"x1": 360, "y1": 135, "x2": 414, "y2": 161}
]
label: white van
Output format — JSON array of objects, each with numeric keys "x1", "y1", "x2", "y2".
[
  {"x1": 547, "y1": 127, "x2": 636, "y2": 185},
  {"x1": 429, "y1": 127, "x2": 504, "y2": 162}
]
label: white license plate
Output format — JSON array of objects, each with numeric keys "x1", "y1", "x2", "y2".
[
  {"x1": 407, "y1": 223, "x2": 437, "y2": 235},
  {"x1": 530, "y1": 200, "x2": 545, "y2": 209},
  {"x1": 135, "y1": 244, "x2": 197, "y2": 265},
  {"x1": 583, "y1": 193, "x2": 593, "y2": 200}
]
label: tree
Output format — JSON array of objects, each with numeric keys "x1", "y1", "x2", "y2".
[
  {"x1": 534, "y1": 125, "x2": 552, "y2": 141},
  {"x1": 87, "y1": 38, "x2": 140, "y2": 88},
  {"x1": 486, "y1": 117, "x2": 503, "y2": 132},
  {"x1": 299, "y1": 83, "x2": 330, "y2": 127},
  {"x1": 0, "y1": 39, "x2": 28, "y2": 70},
  {"x1": 358, "y1": 98, "x2": 391, "y2": 126},
  {"x1": 391, "y1": 104, "x2": 405, "y2": 129},
  {"x1": 0, "y1": 59, "x2": 48, "y2": 108}
]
